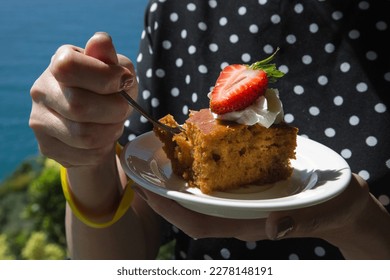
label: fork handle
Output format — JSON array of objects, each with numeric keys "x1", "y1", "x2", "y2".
[{"x1": 120, "y1": 91, "x2": 182, "y2": 134}]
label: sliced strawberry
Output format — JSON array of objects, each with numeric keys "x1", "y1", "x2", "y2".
[
  {"x1": 209, "y1": 49, "x2": 284, "y2": 115},
  {"x1": 210, "y1": 65, "x2": 268, "y2": 114}
]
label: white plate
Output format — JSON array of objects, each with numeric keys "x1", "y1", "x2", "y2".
[{"x1": 120, "y1": 132, "x2": 351, "y2": 219}]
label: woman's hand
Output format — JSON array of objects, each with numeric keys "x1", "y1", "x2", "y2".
[
  {"x1": 135, "y1": 173, "x2": 390, "y2": 259},
  {"x1": 29, "y1": 32, "x2": 136, "y2": 168},
  {"x1": 29, "y1": 32, "x2": 140, "y2": 221}
]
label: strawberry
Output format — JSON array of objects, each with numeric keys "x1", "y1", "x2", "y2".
[{"x1": 209, "y1": 49, "x2": 284, "y2": 114}]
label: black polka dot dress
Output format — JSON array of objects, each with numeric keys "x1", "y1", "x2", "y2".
[{"x1": 119, "y1": 0, "x2": 390, "y2": 259}]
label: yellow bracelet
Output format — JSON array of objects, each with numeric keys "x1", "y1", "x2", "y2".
[{"x1": 60, "y1": 144, "x2": 134, "y2": 229}]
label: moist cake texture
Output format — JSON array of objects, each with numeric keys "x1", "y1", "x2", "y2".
[{"x1": 154, "y1": 109, "x2": 298, "y2": 194}]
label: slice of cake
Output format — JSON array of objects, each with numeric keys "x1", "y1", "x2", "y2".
[{"x1": 154, "y1": 51, "x2": 298, "y2": 194}]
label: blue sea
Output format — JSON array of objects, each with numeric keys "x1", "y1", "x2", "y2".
[{"x1": 0, "y1": 0, "x2": 147, "y2": 181}]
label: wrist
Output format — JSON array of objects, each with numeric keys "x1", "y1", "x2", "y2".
[
  {"x1": 63, "y1": 143, "x2": 132, "y2": 226},
  {"x1": 65, "y1": 166, "x2": 122, "y2": 222},
  {"x1": 61, "y1": 166, "x2": 134, "y2": 228}
]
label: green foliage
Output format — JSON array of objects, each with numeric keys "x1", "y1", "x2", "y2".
[
  {"x1": 21, "y1": 231, "x2": 66, "y2": 260},
  {"x1": 0, "y1": 234, "x2": 15, "y2": 259},
  {"x1": 0, "y1": 157, "x2": 44, "y2": 195},
  {"x1": 0, "y1": 156, "x2": 175, "y2": 260},
  {"x1": 25, "y1": 159, "x2": 66, "y2": 247},
  {"x1": 0, "y1": 156, "x2": 67, "y2": 259}
]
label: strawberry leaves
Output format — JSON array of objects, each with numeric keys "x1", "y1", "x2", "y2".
[{"x1": 249, "y1": 48, "x2": 285, "y2": 83}]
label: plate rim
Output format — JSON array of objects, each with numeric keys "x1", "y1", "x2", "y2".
[{"x1": 120, "y1": 131, "x2": 351, "y2": 213}]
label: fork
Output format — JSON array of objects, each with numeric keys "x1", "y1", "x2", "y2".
[{"x1": 120, "y1": 91, "x2": 184, "y2": 135}]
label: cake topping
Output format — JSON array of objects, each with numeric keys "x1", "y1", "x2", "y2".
[
  {"x1": 209, "y1": 49, "x2": 284, "y2": 115},
  {"x1": 215, "y1": 88, "x2": 284, "y2": 128}
]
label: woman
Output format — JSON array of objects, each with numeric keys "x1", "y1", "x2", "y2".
[{"x1": 29, "y1": 0, "x2": 390, "y2": 259}]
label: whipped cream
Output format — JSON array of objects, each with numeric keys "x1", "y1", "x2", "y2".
[{"x1": 210, "y1": 88, "x2": 284, "y2": 128}]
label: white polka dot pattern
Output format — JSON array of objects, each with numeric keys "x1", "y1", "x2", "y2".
[{"x1": 120, "y1": 0, "x2": 390, "y2": 260}]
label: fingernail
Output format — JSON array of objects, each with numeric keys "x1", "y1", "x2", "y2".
[
  {"x1": 132, "y1": 185, "x2": 147, "y2": 201},
  {"x1": 94, "y1": 31, "x2": 111, "y2": 39},
  {"x1": 274, "y1": 217, "x2": 294, "y2": 240},
  {"x1": 120, "y1": 75, "x2": 134, "y2": 90}
]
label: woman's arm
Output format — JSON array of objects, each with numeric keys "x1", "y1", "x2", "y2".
[{"x1": 29, "y1": 32, "x2": 162, "y2": 259}]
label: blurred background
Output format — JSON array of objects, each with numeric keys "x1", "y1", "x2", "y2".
[
  {"x1": 0, "y1": 0, "x2": 146, "y2": 181},
  {"x1": 0, "y1": 0, "x2": 156, "y2": 259}
]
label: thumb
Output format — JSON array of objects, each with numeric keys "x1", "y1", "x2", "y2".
[{"x1": 84, "y1": 32, "x2": 119, "y2": 65}]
